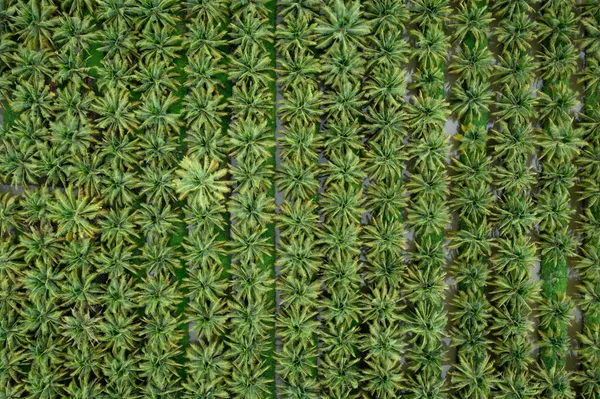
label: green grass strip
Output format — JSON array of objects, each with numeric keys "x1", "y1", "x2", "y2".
[{"x1": 263, "y1": 0, "x2": 278, "y2": 395}]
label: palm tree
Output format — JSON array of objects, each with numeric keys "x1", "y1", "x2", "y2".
[
  {"x1": 174, "y1": 156, "x2": 230, "y2": 205},
  {"x1": 93, "y1": 88, "x2": 138, "y2": 135},
  {"x1": 278, "y1": 84, "x2": 322, "y2": 125},
  {"x1": 141, "y1": 312, "x2": 182, "y2": 351},
  {"x1": 535, "y1": 365, "x2": 574, "y2": 399},
  {"x1": 229, "y1": 190, "x2": 275, "y2": 229},
  {"x1": 411, "y1": 26, "x2": 449, "y2": 70},
  {"x1": 278, "y1": 234, "x2": 320, "y2": 279},
  {"x1": 537, "y1": 83, "x2": 579, "y2": 123},
  {"x1": 277, "y1": 14, "x2": 317, "y2": 55},
  {"x1": 55, "y1": 15, "x2": 95, "y2": 53},
  {"x1": 136, "y1": 92, "x2": 181, "y2": 135},
  {"x1": 137, "y1": 167, "x2": 177, "y2": 205},
  {"x1": 319, "y1": 352, "x2": 361, "y2": 395},
  {"x1": 322, "y1": 119, "x2": 362, "y2": 157},
  {"x1": 62, "y1": 309, "x2": 100, "y2": 348},
  {"x1": 182, "y1": 86, "x2": 226, "y2": 131},
  {"x1": 230, "y1": 0, "x2": 270, "y2": 17},
  {"x1": 276, "y1": 199, "x2": 319, "y2": 238},
  {"x1": 184, "y1": 263, "x2": 227, "y2": 303},
  {"x1": 451, "y1": 355, "x2": 498, "y2": 399},
  {"x1": 364, "y1": 0, "x2": 409, "y2": 36},
  {"x1": 95, "y1": 54, "x2": 135, "y2": 92},
  {"x1": 411, "y1": 0, "x2": 450, "y2": 28},
  {"x1": 10, "y1": 46, "x2": 52, "y2": 82},
  {"x1": 495, "y1": 84, "x2": 537, "y2": 124},
  {"x1": 407, "y1": 197, "x2": 449, "y2": 237},
  {"x1": 277, "y1": 49, "x2": 320, "y2": 91},
  {"x1": 11, "y1": 80, "x2": 53, "y2": 119},
  {"x1": 450, "y1": 45, "x2": 494, "y2": 84},
  {"x1": 96, "y1": 21, "x2": 138, "y2": 61},
  {"x1": 22, "y1": 261, "x2": 63, "y2": 304},
  {"x1": 325, "y1": 81, "x2": 365, "y2": 124},
  {"x1": 138, "y1": 345, "x2": 181, "y2": 388},
  {"x1": 229, "y1": 362, "x2": 273, "y2": 399},
  {"x1": 139, "y1": 131, "x2": 178, "y2": 169},
  {"x1": 133, "y1": 60, "x2": 179, "y2": 97},
  {"x1": 451, "y1": 219, "x2": 492, "y2": 260},
  {"x1": 181, "y1": 228, "x2": 225, "y2": 269},
  {"x1": 183, "y1": 195, "x2": 226, "y2": 232},
  {"x1": 365, "y1": 181, "x2": 407, "y2": 221},
  {"x1": 98, "y1": 207, "x2": 138, "y2": 245},
  {"x1": 364, "y1": 66, "x2": 406, "y2": 107},
  {"x1": 184, "y1": 23, "x2": 227, "y2": 60},
  {"x1": 363, "y1": 217, "x2": 405, "y2": 259},
  {"x1": 34, "y1": 143, "x2": 69, "y2": 188},
  {"x1": 231, "y1": 156, "x2": 274, "y2": 195},
  {"x1": 187, "y1": 296, "x2": 228, "y2": 340},
  {"x1": 186, "y1": 340, "x2": 229, "y2": 382},
  {"x1": 231, "y1": 260, "x2": 274, "y2": 301},
  {"x1": 230, "y1": 82, "x2": 273, "y2": 122},
  {"x1": 315, "y1": 0, "x2": 370, "y2": 50},
  {"x1": 229, "y1": 224, "x2": 271, "y2": 264},
  {"x1": 23, "y1": 366, "x2": 64, "y2": 399},
  {"x1": 539, "y1": 42, "x2": 578, "y2": 81},
  {"x1": 96, "y1": 0, "x2": 138, "y2": 27},
  {"x1": 404, "y1": 368, "x2": 446, "y2": 399},
  {"x1": 405, "y1": 93, "x2": 449, "y2": 137},
  {"x1": 61, "y1": 0, "x2": 95, "y2": 16},
  {"x1": 140, "y1": 238, "x2": 180, "y2": 276},
  {"x1": 185, "y1": 54, "x2": 226, "y2": 91},
  {"x1": 319, "y1": 220, "x2": 361, "y2": 263},
  {"x1": 186, "y1": 0, "x2": 228, "y2": 24},
  {"x1": 133, "y1": 0, "x2": 180, "y2": 31},
  {"x1": 136, "y1": 202, "x2": 180, "y2": 241},
  {"x1": 494, "y1": 13, "x2": 536, "y2": 52},
  {"x1": 230, "y1": 10, "x2": 273, "y2": 51},
  {"x1": 279, "y1": 0, "x2": 320, "y2": 19},
  {"x1": 361, "y1": 359, "x2": 403, "y2": 399},
  {"x1": 0, "y1": 192, "x2": 20, "y2": 236},
  {"x1": 0, "y1": 138, "x2": 39, "y2": 187},
  {"x1": 320, "y1": 183, "x2": 364, "y2": 225},
  {"x1": 451, "y1": 79, "x2": 492, "y2": 121},
  {"x1": 48, "y1": 187, "x2": 103, "y2": 240},
  {"x1": 8, "y1": 0, "x2": 57, "y2": 49},
  {"x1": 279, "y1": 121, "x2": 320, "y2": 165},
  {"x1": 579, "y1": 55, "x2": 600, "y2": 96},
  {"x1": 404, "y1": 265, "x2": 446, "y2": 305},
  {"x1": 410, "y1": 66, "x2": 445, "y2": 96},
  {"x1": 495, "y1": 371, "x2": 539, "y2": 399},
  {"x1": 494, "y1": 51, "x2": 537, "y2": 89},
  {"x1": 451, "y1": 2, "x2": 493, "y2": 45},
  {"x1": 100, "y1": 168, "x2": 137, "y2": 206},
  {"x1": 99, "y1": 275, "x2": 138, "y2": 315},
  {"x1": 228, "y1": 43, "x2": 273, "y2": 87},
  {"x1": 138, "y1": 25, "x2": 182, "y2": 63},
  {"x1": 408, "y1": 133, "x2": 450, "y2": 174},
  {"x1": 228, "y1": 119, "x2": 274, "y2": 161},
  {"x1": 277, "y1": 343, "x2": 317, "y2": 385},
  {"x1": 67, "y1": 152, "x2": 105, "y2": 197},
  {"x1": 321, "y1": 44, "x2": 365, "y2": 88}
]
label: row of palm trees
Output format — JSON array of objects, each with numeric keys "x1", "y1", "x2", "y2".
[
  {"x1": 488, "y1": 0, "x2": 549, "y2": 396},
  {"x1": 447, "y1": 1, "x2": 495, "y2": 398},
  {"x1": 576, "y1": 2, "x2": 600, "y2": 397},
  {"x1": 274, "y1": 2, "x2": 321, "y2": 398},
  {"x1": 536, "y1": 1, "x2": 580, "y2": 395}
]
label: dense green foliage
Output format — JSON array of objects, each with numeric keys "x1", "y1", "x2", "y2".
[{"x1": 1, "y1": 0, "x2": 600, "y2": 398}]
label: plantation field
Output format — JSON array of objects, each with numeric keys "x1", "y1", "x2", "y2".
[{"x1": 1, "y1": 0, "x2": 600, "y2": 398}]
